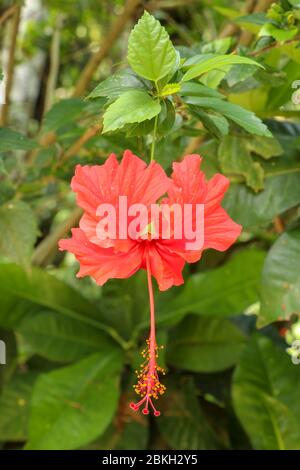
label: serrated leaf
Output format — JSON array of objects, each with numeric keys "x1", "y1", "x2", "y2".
[
  {"x1": 186, "y1": 97, "x2": 271, "y2": 136},
  {"x1": 26, "y1": 351, "x2": 123, "y2": 449},
  {"x1": 160, "y1": 83, "x2": 181, "y2": 97},
  {"x1": 167, "y1": 315, "x2": 246, "y2": 373},
  {"x1": 0, "y1": 128, "x2": 39, "y2": 152},
  {"x1": 179, "y1": 81, "x2": 225, "y2": 99},
  {"x1": 0, "y1": 201, "x2": 38, "y2": 266},
  {"x1": 87, "y1": 70, "x2": 146, "y2": 99},
  {"x1": 233, "y1": 335, "x2": 300, "y2": 449},
  {"x1": 127, "y1": 11, "x2": 176, "y2": 82},
  {"x1": 181, "y1": 54, "x2": 263, "y2": 83},
  {"x1": 103, "y1": 90, "x2": 161, "y2": 133},
  {"x1": 191, "y1": 108, "x2": 229, "y2": 139}
]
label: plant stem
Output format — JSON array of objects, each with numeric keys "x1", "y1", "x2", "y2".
[{"x1": 150, "y1": 113, "x2": 159, "y2": 162}]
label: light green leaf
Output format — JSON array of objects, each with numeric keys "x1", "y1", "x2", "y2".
[
  {"x1": 155, "y1": 249, "x2": 265, "y2": 326},
  {"x1": 260, "y1": 230, "x2": 300, "y2": 326},
  {"x1": 0, "y1": 128, "x2": 39, "y2": 152},
  {"x1": 87, "y1": 70, "x2": 146, "y2": 99},
  {"x1": 245, "y1": 135, "x2": 283, "y2": 159},
  {"x1": 18, "y1": 309, "x2": 119, "y2": 363},
  {"x1": 224, "y1": 156, "x2": 300, "y2": 228},
  {"x1": 26, "y1": 351, "x2": 123, "y2": 449},
  {"x1": 160, "y1": 82, "x2": 181, "y2": 97},
  {"x1": 181, "y1": 55, "x2": 263, "y2": 83},
  {"x1": 186, "y1": 97, "x2": 272, "y2": 136},
  {"x1": 167, "y1": 315, "x2": 246, "y2": 373},
  {"x1": 127, "y1": 11, "x2": 177, "y2": 81},
  {"x1": 0, "y1": 201, "x2": 38, "y2": 266},
  {"x1": 233, "y1": 335, "x2": 300, "y2": 450},
  {"x1": 0, "y1": 372, "x2": 37, "y2": 442},
  {"x1": 259, "y1": 23, "x2": 298, "y2": 42},
  {"x1": 219, "y1": 135, "x2": 265, "y2": 191},
  {"x1": 103, "y1": 90, "x2": 161, "y2": 133}
]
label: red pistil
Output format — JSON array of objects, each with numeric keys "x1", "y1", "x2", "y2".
[{"x1": 130, "y1": 250, "x2": 166, "y2": 416}]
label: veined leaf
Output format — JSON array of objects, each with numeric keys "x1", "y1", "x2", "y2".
[
  {"x1": 26, "y1": 351, "x2": 123, "y2": 449},
  {"x1": 167, "y1": 315, "x2": 246, "y2": 373},
  {"x1": 86, "y1": 70, "x2": 146, "y2": 99},
  {"x1": 127, "y1": 11, "x2": 177, "y2": 82},
  {"x1": 103, "y1": 90, "x2": 161, "y2": 133},
  {"x1": 186, "y1": 97, "x2": 271, "y2": 136},
  {"x1": 181, "y1": 54, "x2": 263, "y2": 83}
]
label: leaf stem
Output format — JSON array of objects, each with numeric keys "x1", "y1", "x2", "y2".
[{"x1": 150, "y1": 113, "x2": 159, "y2": 162}]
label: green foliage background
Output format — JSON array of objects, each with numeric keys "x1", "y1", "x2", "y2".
[{"x1": 0, "y1": 0, "x2": 300, "y2": 450}]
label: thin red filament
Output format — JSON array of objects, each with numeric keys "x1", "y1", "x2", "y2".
[{"x1": 130, "y1": 249, "x2": 166, "y2": 416}]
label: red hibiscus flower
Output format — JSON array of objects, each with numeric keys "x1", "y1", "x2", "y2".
[{"x1": 59, "y1": 150, "x2": 241, "y2": 416}]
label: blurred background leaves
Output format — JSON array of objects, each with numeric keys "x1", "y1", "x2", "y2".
[{"x1": 0, "y1": 0, "x2": 300, "y2": 451}]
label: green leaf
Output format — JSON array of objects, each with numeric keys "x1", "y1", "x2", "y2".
[
  {"x1": 232, "y1": 335, "x2": 300, "y2": 450},
  {"x1": 26, "y1": 351, "x2": 123, "y2": 449},
  {"x1": 42, "y1": 99, "x2": 87, "y2": 132},
  {"x1": 179, "y1": 81, "x2": 225, "y2": 99},
  {"x1": 127, "y1": 11, "x2": 177, "y2": 82},
  {"x1": 224, "y1": 159, "x2": 300, "y2": 228},
  {"x1": 186, "y1": 97, "x2": 271, "y2": 136},
  {"x1": 259, "y1": 23, "x2": 298, "y2": 42},
  {"x1": 160, "y1": 82, "x2": 181, "y2": 97},
  {"x1": 219, "y1": 135, "x2": 265, "y2": 191},
  {"x1": 245, "y1": 135, "x2": 283, "y2": 159},
  {"x1": 156, "y1": 249, "x2": 265, "y2": 326},
  {"x1": 0, "y1": 372, "x2": 37, "y2": 442},
  {"x1": 18, "y1": 309, "x2": 119, "y2": 363},
  {"x1": 181, "y1": 54, "x2": 263, "y2": 83},
  {"x1": 158, "y1": 378, "x2": 221, "y2": 449},
  {"x1": 167, "y1": 315, "x2": 246, "y2": 373},
  {"x1": 86, "y1": 70, "x2": 146, "y2": 99},
  {"x1": 0, "y1": 128, "x2": 39, "y2": 152},
  {"x1": 191, "y1": 108, "x2": 229, "y2": 139},
  {"x1": 260, "y1": 230, "x2": 300, "y2": 326},
  {"x1": 102, "y1": 90, "x2": 161, "y2": 133},
  {"x1": 0, "y1": 201, "x2": 38, "y2": 266},
  {"x1": 0, "y1": 264, "x2": 112, "y2": 336}
]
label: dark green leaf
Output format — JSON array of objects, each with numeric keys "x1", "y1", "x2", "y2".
[
  {"x1": 0, "y1": 128, "x2": 39, "y2": 152},
  {"x1": 233, "y1": 335, "x2": 300, "y2": 450},
  {"x1": 26, "y1": 351, "x2": 123, "y2": 449},
  {"x1": 260, "y1": 229, "x2": 300, "y2": 326},
  {"x1": 167, "y1": 315, "x2": 246, "y2": 372},
  {"x1": 87, "y1": 70, "x2": 146, "y2": 99},
  {"x1": 186, "y1": 97, "x2": 271, "y2": 136}
]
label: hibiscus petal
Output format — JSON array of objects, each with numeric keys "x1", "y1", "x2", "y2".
[
  {"x1": 71, "y1": 153, "x2": 118, "y2": 214},
  {"x1": 168, "y1": 154, "x2": 206, "y2": 204},
  {"x1": 147, "y1": 243, "x2": 185, "y2": 291},
  {"x1": 204, "y1": 206, "x2": 242, "y2": 251},
  {"x1": 58, "y1": 228, "x2": 143, "y2": 285},
  {"x1": 205, "y1": 173, "x2": 230, "y2": 212}
]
